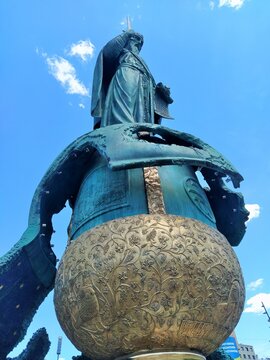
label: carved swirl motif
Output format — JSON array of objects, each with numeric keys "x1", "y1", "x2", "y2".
[{"x1": 54, "y1": 215, "x2": 245, "y2": 360}]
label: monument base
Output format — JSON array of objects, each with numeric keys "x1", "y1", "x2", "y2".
[{"x1": 117, "y1": 351, "x2": 206, "y2": 360}]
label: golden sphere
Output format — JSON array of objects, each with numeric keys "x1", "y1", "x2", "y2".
[{"x1": 54, "y1": 215, "x2": 245, "y2": 360}]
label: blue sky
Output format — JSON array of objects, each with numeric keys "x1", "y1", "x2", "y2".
[{"x1": 1, "y1": 0, "x2": 270, "y2": 359}]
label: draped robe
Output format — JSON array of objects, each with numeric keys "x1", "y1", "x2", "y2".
[{"x1": 91, "y1": 32, "x2": 155, "y2": 128}]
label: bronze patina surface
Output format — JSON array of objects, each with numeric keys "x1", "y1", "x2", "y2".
[
  {"x1": 0, "y1": 26, "x2": 248, "y2": 360},
  {"x1": 54, "y1": 215, "x2": 245, "y2": 360},
  {"x1": 91, "y1": 30, "x2": 173, "y2": 129}
]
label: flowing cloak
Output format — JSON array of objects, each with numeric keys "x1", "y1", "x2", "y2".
[{"x1": 91, "y1": 32, "x2": 156, "y2": 128}]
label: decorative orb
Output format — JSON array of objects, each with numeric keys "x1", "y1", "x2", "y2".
[{"x1": 54, "y1": 215, "x2": 245, "y2": 360}]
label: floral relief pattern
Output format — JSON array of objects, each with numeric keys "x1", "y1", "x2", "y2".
[
  {"x1": 143, "y1": 167, "x2": 166, "y2": 214},
  {"x1": 54, "y1": 215, "x2": 245, "y2": 360}
]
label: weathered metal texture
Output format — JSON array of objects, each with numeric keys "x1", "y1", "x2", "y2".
[
  {"x1": 1, "y1": 124, "x2": 244, "y2": 261},
  {"x1": 70, "y1": 155, "x2": 217, "y2": 240},
  {"x1": 70, "y1": 153, "x2": 148, "y2": 240},
  {"x1": 0, "y1": 123, "x2": 247, "y2": 357},
  {"x1": 92, "y1": 124, "x2": 243, "y2": 188},
  {"x1": 54, "y1": 215, "x2": 245, "y2": 360},
  {"x1": 0, "y1": 251, "x2": 50, "y2": 359},
  {"x1": 70, "y1": 158, "x2": 215, "y2": 241},
  {"x1": 202, "y1": 168, "x2": 249, "y2": 246},
  {"x1": 143, "y1": 167, "x2": 166, "y2": 214},
  {"x1": 158, "y1": 165, "x2": 216, "y2": 228},
  {"x1": 6, "y1": 328, "x2": 50, "y2": 360}
]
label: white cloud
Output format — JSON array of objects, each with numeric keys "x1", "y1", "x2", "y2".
[
  {"x1": 247, "y1": 278, "x2": 264, "y2": 291},
  {"x1": 245, "y1": 204, "x2": 260, "y2": 222},
  {"x1": 68, "y1": 40, "x2": 95, "y2": 62},
  {"x1": 219, "y1": 0, "x2": 245, "y2": 10},
  {"x1": 209, "y1": 1, "x2": 215, "y2": 10},
  {"x1": 46, "y1": 56, "x2": 88, "y2": 96},
  {"x1": 79, "y1": 103, "x2": 85, "y2": 109},
  {"x1": 244, "y1": 293, "x2": 270, "y2": 313}
]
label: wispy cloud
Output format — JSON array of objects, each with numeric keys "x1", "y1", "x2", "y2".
[
  {"x1": 244, "y1": 293, "x2": 270, "y2": 313},
  {"x1": 46, "y1": 56, "x2": 89, "y2": 96},
  {"x1": 79, "y1": 103, "x2": 85, "y2": 109},
  {"x1": 219, "y1": 0, "x2": 245, "y2": 10},
  {"x1": 209, "y1": 1, "x2": 215, "y2": 10},
  {"x1": 68, "y1": 40, "x2": 95, "y2": 62},
  {"x1": 120, "y1": 16, "x2": 134, "y2": 28},
  {"x1": 35, "y1": 47, "x2": 48, "y2": 57},
  {"x1": 247, "y1": 278, "x2": 264, "y2": 291},
  {"x1": 245, "y1": 204, "x2": 260, "y2": 222}
]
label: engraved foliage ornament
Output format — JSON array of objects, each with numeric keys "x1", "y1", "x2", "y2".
[{"x1": 54, "y1": 215, "x2": 245, "y2": 360}]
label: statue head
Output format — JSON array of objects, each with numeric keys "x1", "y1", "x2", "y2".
[{"x1": 126, "y1": 32, "x2": 144, "y2": 54}]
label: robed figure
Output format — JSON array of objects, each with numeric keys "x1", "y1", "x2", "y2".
[{"x1": 91, "y1": 30, "x2": 173, "y2": 129}]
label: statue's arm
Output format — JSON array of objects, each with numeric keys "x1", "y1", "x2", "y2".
[
  {"x1": 91, "y1": 31, "x2": 133, "y2": 119},
  {"x1": 102, "y1": 31, "x2": 133, "y2": 64}
]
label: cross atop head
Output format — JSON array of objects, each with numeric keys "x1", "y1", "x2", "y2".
[{"x1": 126, "y1": 15, "x2": 132, "y2": 30}]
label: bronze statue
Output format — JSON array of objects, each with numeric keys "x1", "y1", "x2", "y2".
[
  {"x1": 91, "y1": 30, "x2": 173, "y2": 129},
  {"x1": 0, "y1": 26, "x2": 248, "y2": 360}
]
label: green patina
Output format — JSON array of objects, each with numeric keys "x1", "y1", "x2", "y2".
[
  {"x1": 0, "y1": 29, "x2": 248, "y2": 360},
  {"x1": 7, "y1": 328, "x2": 50, "y2": 360},
  {"x1": 0, "y1": 123, "x2": 248, "y2": 359}
]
